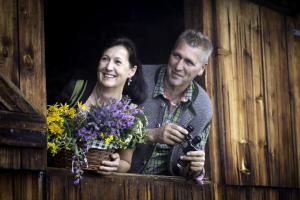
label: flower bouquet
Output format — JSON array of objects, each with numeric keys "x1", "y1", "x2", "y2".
[
  {"x1": 47, "y1": 102, "x2": 86, "y2": 168},
  {"x1": 47, "y1": 97, "x2": 147, "y2": 184}
]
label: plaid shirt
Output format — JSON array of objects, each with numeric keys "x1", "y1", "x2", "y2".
[{"x1": 142, "y1": 67, "x2": 195, "y2": 174}]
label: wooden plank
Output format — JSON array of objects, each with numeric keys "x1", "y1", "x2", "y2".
[
  {"x1": 212, "y1": 184, "x2": 300, "y2": 200},
  {"x1": 46, "y1": 168, "x2": 212, "y2": 200},
  {"x1": 238, "y1": 0, "x2": 269, "y2": 186},
  {"x1": 0, "y1": 111, "x2": 45, "y2": 132},
  {"x1": 0, "y1": 147, "x2": 46, "y2": 170},
  {"x1": 0, "y1": 128, "x2": 46, "y2": 148},
  {"x1": 286, "y1": 15, "x2": 300, "y2": 187},
  {"x1": 0, "y1": 170, "x2": 43, "y2": 200},
  {"x1": 260, "y1": 7, "x2": 296, "y2": 187},
  {"x1": 213, "y1": 0, "x2": 243, "y2": 185},
  {"x1": 18, "y1": 0, "x2": 46, "y2": 116},
  {"x1": 0, "y1": 71, "x2": 42, "y2": 113},
  {"x1": 0, "y1": 0, "x2": 19, "y2": 86},
  {"x1": 202, "y1": 0, "x2": 225, "y2": 185},
  {"x1": 0, "y1": 170, "x2": 13, "y2": 200}
]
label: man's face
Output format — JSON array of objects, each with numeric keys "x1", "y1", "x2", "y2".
[{"x1": 166, "y1": 41, "x2": 206, "y2": 89}]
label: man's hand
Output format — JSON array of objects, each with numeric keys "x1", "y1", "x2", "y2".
[
  {"x1": 148, "y1": 123, "x2": 188, "y2": 145},
  {"x1": 97, "y1": 153, "x2": 120, "y2": 175},
  {"x1": 180, "y1": 150, "x2": 205, "y2": 173}
]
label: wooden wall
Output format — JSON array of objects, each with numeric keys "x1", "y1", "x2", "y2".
[
  {"x1": 186, "y1": 0, "x2": 300, "y2": 198},
  {"x1": 0, "y1": 170, "x2": 44, "y2": 200},
  {"x1": 0, "y1": 0, "x2": 46, "y2": 199},
  {"x1": 0, "y1": 0, "x2": 46, "y2": 115}
]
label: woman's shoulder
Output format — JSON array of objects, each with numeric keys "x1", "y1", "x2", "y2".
[{"x1": 59, "y1": 76, "x2": 96, "y2": 106}]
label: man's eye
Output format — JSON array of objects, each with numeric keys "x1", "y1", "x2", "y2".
[
  {"x1": 187, "y1": 61, "x2": 193, "y2": 66},
  {"x1": 115, "y1": 60, "x2": 122, "y2": 65},
  {"x1": 185, "y1": 59, "x2": 195, "y2": 66},
  {"x1": 173, "y1": 53, "x2": 181, "y2": 60}
]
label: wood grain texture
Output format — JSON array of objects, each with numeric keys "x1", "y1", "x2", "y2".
[
  {"x1": 212, "y1": 184, "x2": 300, "y2": 200},
  {"x1": 203, "y1": 0, "x2": 300, "y2": 187},
  {"x1": 0, "y1": 0, "x2": 19, "y2": 86},
  {"x1": 46, "y1": 168, "x2": 212, "y2": 200},
  {"x1": 201, "y1": 0, "x2": 224, "y2": 185},
  {"x1": 0, "y1": 170, "x2": 44, "y2": 200},
  {"x1": 18, "y1": 0, "x2": 46, "y2": 116},
  {"x1": 260, "y1": 6, "x2": 296, "y2": 187},
  {"x1": 0, "y1": 71, "x2": 44, "y2": 114},
  {"x1": 286, "y1": 14, "x2": 300, "y2": 187},
  {"x1": 0, "y1": 128, "x2": 46, "y2": 148},
  {"x1": 0, "y1": 147, "x2": 46, "y2": 170}
]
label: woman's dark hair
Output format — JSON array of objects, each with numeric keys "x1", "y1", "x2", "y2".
[{"x1": 102, "y1": 37, "x2": 147, "y2": 104}]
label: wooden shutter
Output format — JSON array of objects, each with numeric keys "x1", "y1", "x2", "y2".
[
  {"x1": 185, "y1": 0, "x2": 300, "y2": 188},
  {"x1": 0, "y1": 0, "x2": 46, "y2": 170},
  {"x1": 206, "y1": 0, "x2": 300, "y2": 187}
]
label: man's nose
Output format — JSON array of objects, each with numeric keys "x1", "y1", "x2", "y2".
[{"x1": 175, "y1": 59, "x2": 184, "y2": 70}]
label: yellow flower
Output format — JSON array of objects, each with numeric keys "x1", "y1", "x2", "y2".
[
  {"x1": 77, "y1": 101, "x2": 87, "y2": 111},
  {"x1": 59, "y1": 103, "x2": 70, "y2": 114},
  {"x1": 48, "y1": 142, "x2": 58, "y2": 154},
  {"x1": 47, "y1": 103, "x2": 59, "y2": 112},
  {"x1": 68, "y1": 107, "x2": 76, "y2": 118},
  {"x1": 47, "y1": 112, "x2": 62, "y2": 124},
  {"x1": 104, "y1": 134, "x2": 114, "y2": 144},
  {"x1": 48, "y1": 123, "x2": 64, "y2": 135}
]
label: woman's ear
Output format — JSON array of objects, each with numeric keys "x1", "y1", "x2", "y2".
[{"x1": 128, "y1": 65, "x2": 137, "y2": 78}]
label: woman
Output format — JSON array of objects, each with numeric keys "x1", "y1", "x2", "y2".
[{"x1": 60, "y1": 37, "x2": 147, "y2": 174}]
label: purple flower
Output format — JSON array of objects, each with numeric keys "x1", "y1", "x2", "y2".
[{"x1": 71, "y1": 96, "x2": 146, "y2": 184}]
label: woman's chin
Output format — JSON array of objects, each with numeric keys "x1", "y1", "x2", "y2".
[{"x1": 99, "y1": 81, "x2": 125, "y2": 90}]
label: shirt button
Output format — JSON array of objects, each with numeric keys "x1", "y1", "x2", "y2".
[{"x1": 142, "y1": 160, "x2": 147, "y2": 165}]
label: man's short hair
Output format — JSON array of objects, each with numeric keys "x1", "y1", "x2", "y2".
[{"x1": 174, "y1": 29, "x2": 213, "y2": 64}]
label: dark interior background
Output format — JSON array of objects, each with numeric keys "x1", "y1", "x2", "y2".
[{"x1": 44, "y1": 0, "x2": 184, "y2": 104}]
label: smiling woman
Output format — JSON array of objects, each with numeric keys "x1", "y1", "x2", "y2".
[{"x1": 55, "y1": 37, "x2": 147, "y2": 178}]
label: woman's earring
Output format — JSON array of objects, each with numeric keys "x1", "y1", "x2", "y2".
[{"x1": 127, "y1": 78, "x2": 132, "y2": 86}]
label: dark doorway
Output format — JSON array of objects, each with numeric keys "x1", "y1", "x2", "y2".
[{"x1": 44, "y1": 0, "x2": 184, "y2": 104}]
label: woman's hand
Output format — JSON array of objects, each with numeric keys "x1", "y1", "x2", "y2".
[{"x1": 97, "y1": 153, "x2": 120, "y2": 175}]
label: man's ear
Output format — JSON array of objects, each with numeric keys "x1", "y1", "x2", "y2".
[{"x1": 197, "y1": 64, "x2": 207, "y2": 76}]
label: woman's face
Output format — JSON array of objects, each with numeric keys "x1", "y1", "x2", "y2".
[{"x1": 97, "y1": 45, "x2": 136, "y2": 90}]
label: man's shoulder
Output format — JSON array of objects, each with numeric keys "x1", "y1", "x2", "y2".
[
  {"x1": 193, "y1": 83, "x2": 211, "y2": 101},
  {"x1": 141, "y1": 64, "x2": 164, "y2": 86},
  {"x1": 192, "y1": 82, "x2": 212, "y2": 115},
  {"x1": 142, "y1": 64, "x2": 164, "y2": 74}
]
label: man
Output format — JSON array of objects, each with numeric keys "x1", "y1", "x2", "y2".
[{"x1": 129, "y1": 30, "x2": 213, "y2": 184}]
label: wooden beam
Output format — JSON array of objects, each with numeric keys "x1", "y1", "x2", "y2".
[
  {"x1": 0, "y1": 71, "x2": 41, "y2": 114},
  {"x1": 0, "y1": 128, "x2": 46, "y2": 148}
]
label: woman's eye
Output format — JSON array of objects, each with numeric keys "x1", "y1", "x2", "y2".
[{"x1": 100, "y1": 57, "x2": 108, "y2": 62}]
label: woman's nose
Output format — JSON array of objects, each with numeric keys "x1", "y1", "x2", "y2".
[{"x1": 105, "y1": 61, "x2": 114, "y2": 70}]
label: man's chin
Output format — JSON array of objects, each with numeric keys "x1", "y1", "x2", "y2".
[{"x1": 168, "y1": 79, "x2": 183, "y2": 88}]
